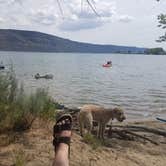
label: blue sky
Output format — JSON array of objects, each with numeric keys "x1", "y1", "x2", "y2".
[{"x1": 0, "y1": 0, "x2": 165, "y2": 49}]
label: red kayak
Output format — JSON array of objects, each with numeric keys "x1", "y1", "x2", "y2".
[{"x1": 102, "y1": 64, "x2": 112, "y2": 67}]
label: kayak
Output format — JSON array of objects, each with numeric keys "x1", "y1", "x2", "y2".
[
  {"x1": 156, "y1": 117, "x2": 166, "y2": 122},
  {"x1": 102, "y1": 64, "x2": 111, "y2": 67}
]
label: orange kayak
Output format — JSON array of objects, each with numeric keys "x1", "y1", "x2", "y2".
[{"x1": 102, "y1": 64, "x2": 112, "y2": 67}]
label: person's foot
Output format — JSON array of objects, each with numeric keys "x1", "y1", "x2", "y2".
[{"x1": 53, "y1": 114, "x2": 72, "y2": 154}]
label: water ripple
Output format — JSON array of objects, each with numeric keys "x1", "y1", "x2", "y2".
[{"x1": 1, "y1": 52, "x2": 166, "y2": 120}]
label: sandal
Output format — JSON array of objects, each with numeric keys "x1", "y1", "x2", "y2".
[{"x1": 53, "y1": 114, "x2": 72, "y2": 156}]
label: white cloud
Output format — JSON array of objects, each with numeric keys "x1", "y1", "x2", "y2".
[
  {"x1": 118, "y1": 15, "x2": 134, "y2": 23},
  {"x1": 0, "y1": 0, "x2": 12, "y2": 4},
  {"x1": 0, "y1": 0, "x2": 116, "y2": 30},
  {"x1": 59, "y1": 18, "x2": 103, "y2": 31},
  {"x1": 29, "y1": 7, "x2": 58, "y2": 25},
  {"x1": 0, "y1": 0, "x2": 134, "y2": 31},
  {"x1": 57, "y1": 0, "x2": 116, "y2": 31},
  {"x1": 0, "y1": 0, "x2": 21, "y2": 5}
]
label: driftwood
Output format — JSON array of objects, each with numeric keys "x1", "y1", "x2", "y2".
[
  {"x1": 122, "y1": 130, "x2": 159, "y2": 145},
  {"x1": 109, "y1": 129, "x2": 134, "y2": 141},
  {"x1": 107, "y1": 125, "x2": 166, "y2": 137},
  {"x1": 107, "y1": 128, "x2": 159, "y2": 145}
]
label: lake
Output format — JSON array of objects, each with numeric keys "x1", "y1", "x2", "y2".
[{"x1": 0, "y1": 51, "x2": 166, "y2": 121}]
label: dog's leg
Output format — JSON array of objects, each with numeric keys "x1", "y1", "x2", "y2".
[
  {"x1": 98, "y1": 121, "x2": 102, "y2": 139},
  {"x1": 98, "y1": 123, "x2": 100, "y2": 138},
  {"x1": 80, "y1": 121, "x2": 84, "y2": 136},
  {"x1": 78, "y1": 113, "x2": 84, "y2": 136},
  {"x1": 101, "y1": 123, "x2": 105, "y2": 139},
  {"x1": 86, "y1": 112, "x2": 93, "y2": 134}
]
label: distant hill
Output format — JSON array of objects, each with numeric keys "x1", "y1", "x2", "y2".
[{"x1": 0, "y1": 29, "x2": 146, "y2": 54}]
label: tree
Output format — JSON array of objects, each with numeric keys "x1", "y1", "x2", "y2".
[
  {"x1": 156, "y1": 0, "x2": 166, "y2": 42},
  {"x1": 145, "y1": 47, "x2": 166, "y2": 55},
  {"x1": 156, "y1": 14, "x2": 166, "y2": 42}
]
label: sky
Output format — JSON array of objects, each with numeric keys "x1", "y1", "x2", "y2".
[{"x1": 0, "y1": 0, "x2": 166, "y2": 49}]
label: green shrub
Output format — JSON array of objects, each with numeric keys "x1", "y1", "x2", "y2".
[
  {"x1": 13, "y1": 150, "x2": 26, "y2": 166},
  {"x1": 28, "y1": 88, "x2": 56, "y2": 120},
  {"x1": 0, "y1": 70, "x2": 57, "y2": 133},
  {"x1": 83, "y1": 133, "x2": 103, "y2": 150}
]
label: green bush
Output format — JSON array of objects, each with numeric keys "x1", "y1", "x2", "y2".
[
  {"x1": 83, "y1": 133, "x2": 103, "y2": 150},
  {"x1": 0, "y1": 70, "x2": 56, "y2": 133},
  {"x1": 13, "y1": 150, "x2": 26, "y2": 166},
  {"x1": 28, "y1": 88, "x2": 56, "y2": 120}
]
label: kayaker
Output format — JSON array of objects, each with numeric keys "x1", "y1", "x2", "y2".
[
  {"x1": 107, "y1": 60, "x2": 112, "y2": 65},
  {"x1": 102, "y1": 60, "x2": 112, "y2": 67}
]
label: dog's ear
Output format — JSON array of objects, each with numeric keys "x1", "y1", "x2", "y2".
[
  {"x1": 112, "y1": 107, "x2": 121, "y2": 119},
  {"x1": 112, "y1": 108, "x2": 117, "y2": 115}
]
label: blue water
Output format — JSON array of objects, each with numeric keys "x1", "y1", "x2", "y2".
[{"x1": 0, "y1": 51, "x2": 166, "y2": 120}]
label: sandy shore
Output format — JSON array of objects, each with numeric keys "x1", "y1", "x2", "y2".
[{"x1": 0, "y1": 120, "x2": 166, "y2": 166}]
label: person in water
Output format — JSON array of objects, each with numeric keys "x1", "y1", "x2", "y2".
[{"x1": 107, "y1": 61, "x2": 112, "y2": 65}]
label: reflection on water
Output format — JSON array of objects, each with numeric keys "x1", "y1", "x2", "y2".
[{"x1": 0, "y1": 51, "x2": 166, "y2": 120}]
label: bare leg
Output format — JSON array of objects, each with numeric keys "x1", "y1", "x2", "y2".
[
  {"x1": 53, "y1": 117, "x2": 72, "y2": 166},
  {"x1": 52, "y1": 143, "x2": 69, "y2": 166}
]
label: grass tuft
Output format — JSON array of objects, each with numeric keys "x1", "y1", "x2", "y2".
[
  {"x1": 13, "y1": 149, "x2": 26, "y2": 166},
  {"x1": 83, "y1": 133, "x2": 103, "y2": 150}
]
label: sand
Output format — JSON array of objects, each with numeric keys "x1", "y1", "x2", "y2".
[{"x1": 0, "y1": 120, "x2": 166, "y2": 166}]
